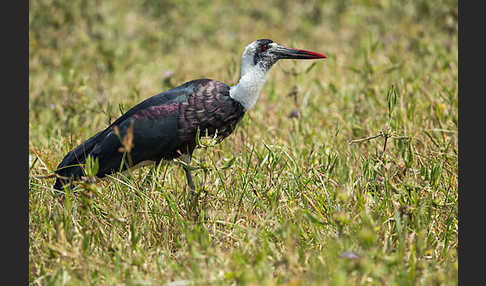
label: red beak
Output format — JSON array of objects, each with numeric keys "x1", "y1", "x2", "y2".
[{"x1": 273, "y1": 45, "x2": 327, "y2": 59}]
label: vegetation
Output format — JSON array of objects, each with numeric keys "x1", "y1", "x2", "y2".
[{"x1": 29, "y1": 0, "x2": 458, "y2": 285}]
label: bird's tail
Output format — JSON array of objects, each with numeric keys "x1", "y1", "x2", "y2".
[{"x1": 53, "y1": 130, "x2": 105, "y2": 190}]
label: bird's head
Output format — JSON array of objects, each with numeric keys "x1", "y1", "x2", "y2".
[
  {"x1": 231, "y1": 39, "x2": 326, "y2": 110},
  {"x1": 240, "y1": 39, "x2": 327, "y2": 75}
]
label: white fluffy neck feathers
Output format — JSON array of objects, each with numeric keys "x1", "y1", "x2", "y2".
[{"x1": 229, "y1": 64, "x2": 269, "y2": 111}]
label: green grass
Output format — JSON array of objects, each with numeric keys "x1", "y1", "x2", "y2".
[{"x1": 29, "y1": 0, "x2": 458, "y2": 285}]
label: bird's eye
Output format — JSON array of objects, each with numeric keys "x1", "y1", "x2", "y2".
[{"x1": 261, "y1": 45, "x2": 268, "y2": 52}]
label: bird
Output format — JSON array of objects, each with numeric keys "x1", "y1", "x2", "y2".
[{"x1": 53, "y1": 39, "x2": 327, "y2": 192}]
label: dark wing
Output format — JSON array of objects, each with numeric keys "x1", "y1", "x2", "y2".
[
  {"x1": 178, "y1": 80, "x2": 246, "y2": 143},
  {"x1": 53, "y1": 79, "x2": 212, "y2": 189},
  {"x1": 107, "y1": 79, "x2": 212, "y2": 130}
]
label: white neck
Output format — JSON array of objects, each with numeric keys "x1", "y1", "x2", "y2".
[{"x1": 230, "y1": 64, "x2": 269, "y2": 111}]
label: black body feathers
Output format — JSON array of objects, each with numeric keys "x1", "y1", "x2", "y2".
[{"x1": 54, "y1": 79, "x2": 245, "y2": 190}]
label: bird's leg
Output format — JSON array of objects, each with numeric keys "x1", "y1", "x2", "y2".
[
  {"x1": 184, "y1": 167, "x2": 196, "y2": 191},
  {"x1": 181, "y1": 153, "x2": 199, "y2": 218}
]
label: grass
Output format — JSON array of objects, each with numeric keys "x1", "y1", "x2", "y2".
[{"x1": 29, "y1": 0, "x2": 458, "y2": 285}]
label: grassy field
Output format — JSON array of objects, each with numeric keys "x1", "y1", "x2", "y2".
[{"x1": 29, "y1": 0, "x2": 458, "y2": 285}]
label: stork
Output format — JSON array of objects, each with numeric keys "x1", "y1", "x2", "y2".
[{"x1": 53, "y1": 39, "x2": 326, "y2": 192}]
